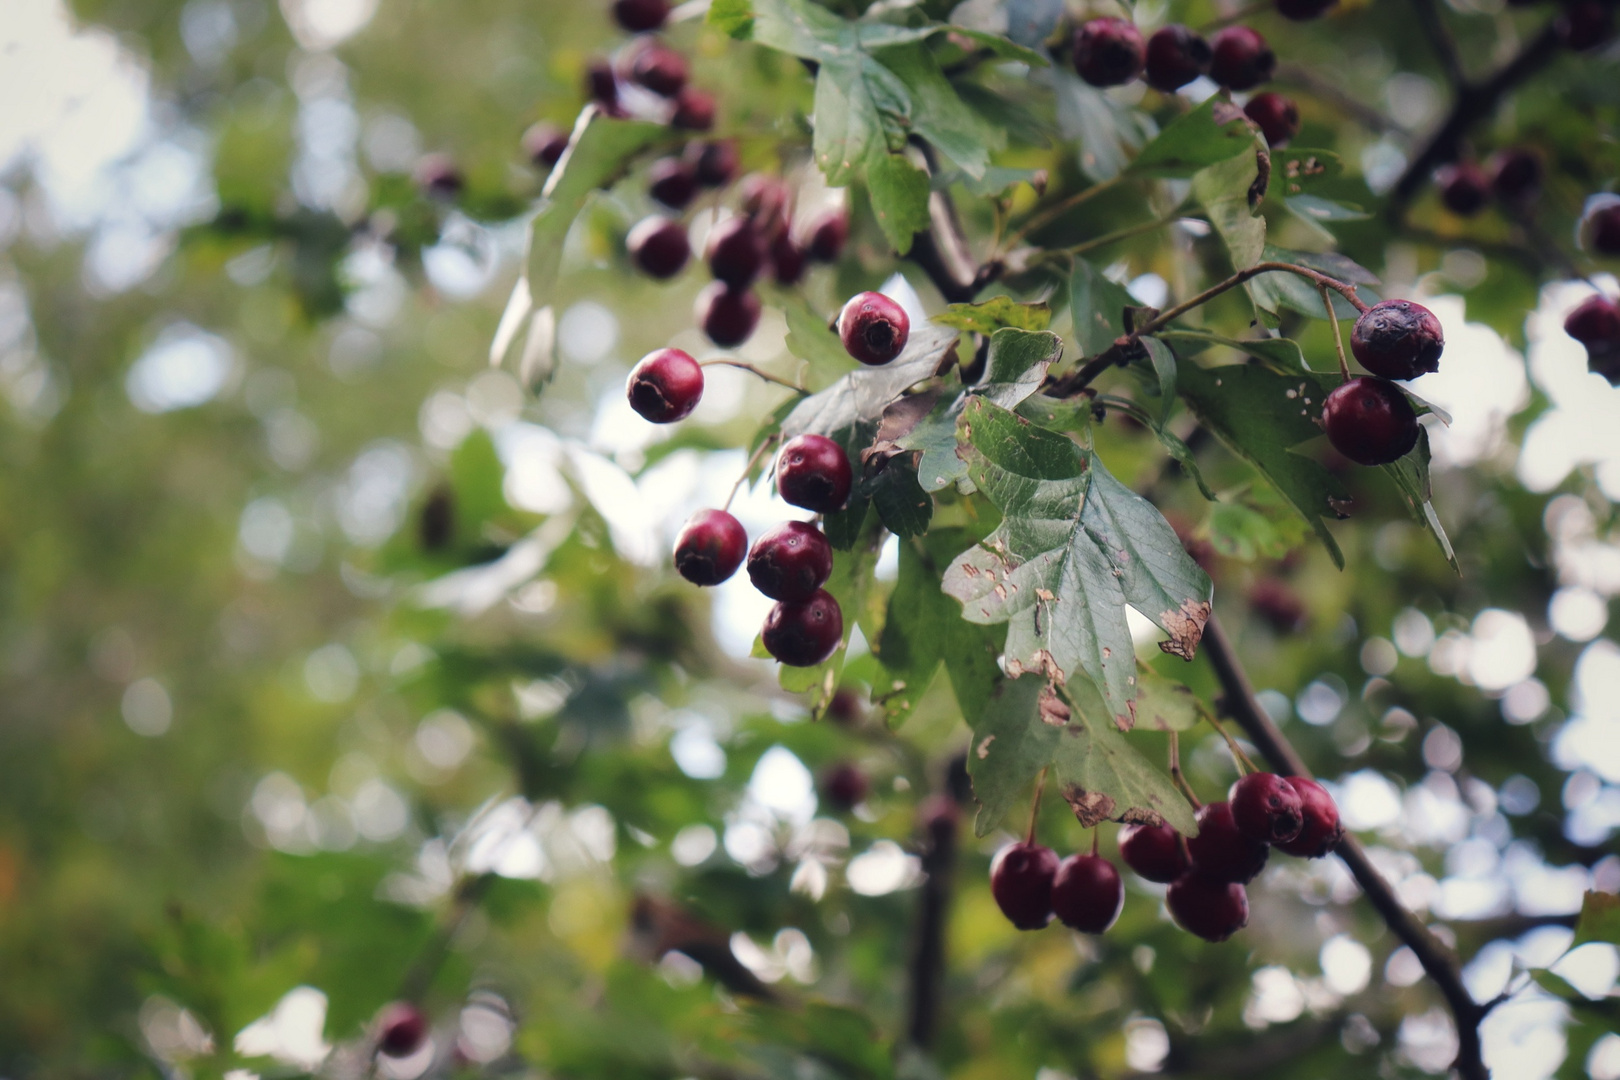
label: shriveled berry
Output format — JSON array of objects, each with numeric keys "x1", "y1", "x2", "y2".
[
  {"x1": 820, "y1": 761, "x2": 869, "y2": 812},
  {"x1": 1231, "y1": 772, "x2": 1306, "y2": 844},
  {"x1": 1186, "y1": 801, "x2": 1269, "y2": 884},
  {"x1": 776, "y1": 433, "x2": 852, "y2": 514},
  {"x1": 1558, "y1": 0, "x2": 1614, "y2": 49},
  {"x1": 628, "y1": 216, "x2": 691, "y2": 279},
  {"x1": 1488, "y1": 148, "x2": 1542, "y2": 206},
  {"x1": 1119, "y1": 822, "x2": 1189, "y2": 883},
  {"x1": 1565, "y1": 295, "x2": 1620, "y2": 383},
  {"x1": 1582, "y1": 203, "x2": 1620, "y2": 256},
  {"x1": 1209, "y1": 26, "x2": 1275, "y2": 90},
  {"x1": 1051, "y1": 854, "x2": 1125, "y2": 934},
  {"x1": 612, "y1": 0, "x2": 669, "y2": 32},
  {"x1": 747, "y1": 520, "x2": 833, "y2": 601},
  {"x1": 1144, "y1": 25, "x2": 1212, "y2": 92},
  {"x1": 807, "y1": 210, "x2": 848, "y2": 262},
  {"x1": 1073, "y1": 18, "x2": 1145, "y2": 87},
  {"x1": 1244, "y1": 92, "x2": 1300, "y2": 147},
  {"x1": 672, "y1": 87, "x2": 716, "y2": 131},
  {"x1": 627, "y1": 347, "x2": 703, "y2": 423},
  {"x1": 706, "y1": 216, "x2": 765, "y2": 287},
  {"x1": 1437, "y1": 162, "x2": 1490, "y2": 217},
  {"x1": 1277, "y1": 0, "x2": 1337, "y2": 19},
  {"x1": 1249, "y1": 578, "x2": 1307, "y2": 633},
  {"x1": 990, "y1": 842, "x2": 1059, "y2": 930},
  {"x1": 673, "y1": 509, "x2": 747, "y2": 585},
  {"x1": 771, "y1": 232, "x2": 807, "y2": 286},
  {"x1": 628, "y1": 41, "x2": 688, "y2": 97},
  {"x1": 648, "y1": 157, "x2": 699, "y2": 210},
  {"x1": 762, "y1": 589, "x2": 843, "y2": 666},
  {"x1": 1351, "y1": 299, "x2": 1445, "y2": 379},
  {"x1": 689, "y1": 139, "x2": 739, "y2": 188},
  {"x1": 1166, "y1": 874, "x2": 1249, "y2": 942},
  {"x1": 376, "y1": 1002, "x2": 428, "y2": 1057},
  {"x1": 1322, "y1": 376, "x2": 1420, "y2": 466},
  {"x1": 838, "y1": 292, "x2": 910, "y2": 366},
  {"x1": 696, "y1": 282, "x2": 761, "y2": 347},
  {"x1": 414, "y1": 154, "x2": 464, "y2": 199},
  {"x1": 1275, "y1": 776, "x2": 1344, "y2": 858},
  {"x1": 523, "y1": 123, "x2": 570, "y2": 169}
]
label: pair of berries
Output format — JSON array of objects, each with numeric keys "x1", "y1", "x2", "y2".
[
  {"x1": 1321, "y1": 299, "x2": 1445, "y2": 466},
  {"x1": 990, "y1": 844, "x2": 1126, "y2": 934},
  {"x1": 585, "y1": 30, "x2": 715, "y2": 131},
  {"x1": 1075, "y1": 21, "x2": 1276, "y2": 93},
  {"x1": 1435, "y1": 148, "x2": 1544, "y2": 216},
  {"x1": 1565, "y1": 294, "x2": 1620, "y2": 385}
]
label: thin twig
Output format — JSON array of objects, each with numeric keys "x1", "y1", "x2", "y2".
[
  {"x1": 1168, "y1": 732, "x2": 1202, "y2": 810},
  {"x1": 1049, "y1": 217, "x2": 1176, "y2": 259},
  {"x1": 1003, "y1": 175, "x2": 1124, "y2": 250},
  {"x1": 906, "y1": 760, "x2": 963, "y2": 1050},
  {"x1": 1026, "y1": 766, "x2": 1048, "y2": 845},
  {"x1": 1409, "y1": 0, "x2": 1468, "y2": 90},
  {"x1": 699, "y1": 358, "x2": 806, "y2": 393},
  {"x1": 1319, "y1": 284, "x2": 1351, "y2": 381},
  {"x1": 724, "y1": 434, "x2": 779, "y2": 512},
  {"x1": 1203, "y1": 708, "x2": 1257, "y2": 774}
]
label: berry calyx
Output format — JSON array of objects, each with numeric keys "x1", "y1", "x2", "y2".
[
  {"x1": 1436, "y1": 162, "x2": 1490, "y2": 217},
  {"x1": 1051, "y1": 854, "x2": 1125, "y2": 934},
  {"x1": 762, "y1": 589, "x2": 843, "y2": 666},
  {"x1": 706, "y1": 216, "x2": 765, "y2": 287},
  {"x1": 1209, "y1": 27, "x2": 1275, "y2": 90},
  {"x1": 1118, "y1": 822, "x2": 1189, "y2": 883},
  {"x1": 523, "y1": 123, "x2": 569, "y2": 169},
  {"x1": 1073, "y1": 18, "x2": 1145, "y2": 88},
  {"x1": 376, "y1": 1002, "x2": 428, "y2": 1057},
  {"x1": 1564, "y1": 295, "x2": 1620, "y2": 383},
  {"x1": 672, "y1": 87, "x2": 716, "y2": 130},
  {"x1": 695, "y1": 282, "x2": 761, "y2": 347},
  {"x1": 627, "y1": 347, "x2": 704, "y2": 423},
  {"x1": 1244, "y1": 92, "x2": 1300, "y2": 148},
  {"x1": 747, "y1": 520, "x2": 833, "y2": 601},
  {"x1": 673, "y1": 509, "x2": 747, "y2": 585},
  {"x1": 612, "y1": 0, "x2": 670, "y2": 33},
  {"x1": 627, "y1": 216, "x2": 691, "y2": 279},
  {"x1": 1144, "y1": 25, "x2": 1212, "y2": 92},
  {"x1": 1350, "y1": 299, "x2": 1445, "y2": 379},
  {"x1": 1166, "y1": 874, "x2": 1249, "y2": 942},
  {"x1": 1322, "y1": 376, "x2": 1420, "y2": 466},
  {"x1": 414, "y1": 154, "x2": 464, "y2": 200},
  {"x1": 1582, "y1": 203, "x2": 1620, "y2": 256},
  {"x1": 1274, "y1": 777, "x2": 1344, "y2": 858},
  {"x1": 1276, "y1": 0, "x2": 1338, "y2": 19},
  {"x1": 819, "y1": 761, "x2": 869, "y2": 812},
  {"x1": 807, "y1": 210, "x2": 848, "y2": 262},
  {"x1": 1488, "y1": 148, "x2": 1542, "y2": 206},
  {"x1": 689, "y1": 140, "x2": 739, "y2": 188},
  {"x1": 648, "y1": 157, "x2": 699, "y2": 210},
  {"x1": 628, "y1": 41, "x2": 688, "y2": 98},
  {"x1": 838, "y1": 292, "x2": 910, "y2": 366},
  {"x1": 776, "y1": 434, "x2": 853, "y2": 514},
  {"x1": 771, "y1": 232, "x2": 807, "y2": 286},
  {"x1": 1185, "y1": 801, "x2": 1269, "y2": 884},
  {"x1": 1231, "y1": 772, "x2": 1306, "y2": 844},
  {"x1": 990, "y1": 842, "x2": 1059, "y2": 930}
]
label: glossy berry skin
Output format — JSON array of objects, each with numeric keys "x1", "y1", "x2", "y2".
[
  {"x1": 1583, "y1": 204, "x2": 1620, "y2": 256},
  {"x1": 807, "y1": 210, "x2": 848, "y2": 262},
  {"x1": 648, "y1": 157, "x2": 698, "y2": 210},
  {"x1": 1277, "y1": 0, "x2": 1337, "y2": 18},
  {"x1": 706, "y1": 216, "x2": 765, "y2": 287},
  {"x1": 990, "y1": 842, "x2": 1059, "y2": 931},
  {"x1": 628, "y1": 42, "x2": 688, "y2": 97},
  {"x1": 1051, "y1": 854, "x2": 1125, "y2": 934},
  {"x1": 1073, "y1": 18, "x2": 1145, "y2": 87},
  {"x1": 747, "y1": 520, "x2": 833, "y2": 602},
  {"x1": 1436, "y1": 162, "x2": 1490, "y2": 217},
  {"x1": 838, "y1": 292, "x2": 911, "y2": 366},
  {"x1": 1275, "y1": 777, "x2": 1345, "y2": 858},
  {"x1": 672, "y1": 87, "x2": 716, "y2": 131},
  {"x1": 627, "y1": 348, "x2": 703, "y2": 423},
  {"x1": 1323, "y1": 377, "x2": 1420, "y2": 466},
  {"x1": 376, "y1": 1002, "x2": 428, "y2": 1057},
  {"x1": 1231, "y1": 772, "x2": 1306, "y2": 844},
  {"x1": 1167, "y1": 875, "x2": 1249, "y2": 942},
  {"x1": 1244, "y1": 92, "x2": 1300, "y2": 147},
  {"x1": 612, "y1": 0, "x2": 669, "y2": 32},
  {"x1": 776, "y1": 434, "x2": 852, "y2": 513},
  {"x1": 1144, "y1": 25, "x2": 1212, "y2": 92},
  {"x1": 1209, "y1": 26, "x2": 1275, "y2": 91},
  {"x1": 627, "y1": 216, "x2": 691, "y2": 279},
  {"x1": 1119, "y1": 822, "x2": 1189, "y2": 883},
  {"x1": 820, "y1": 762, "x2": 869, "y2": 812},
  {"x1": 1488, "y1": 148, "x2": 1542, "y2": 206},
  {"x1": 1564, "y1": 295, "x2": 1620, "y2": 380},
  {"x1": 414, "y1": 154, "x2": 464, "y2": 199},
  {"x1": 696, "y1": 282, "x2": 761, "y2": 347},
  {"x1": 1558, "y1": 0, "x2": 1614, "y2": 50},
  {"x1": 523, "y1": 123, "x2": 569, "y2": 169},
  {"x1": 771, "y1": 232, "x2": 807, "y2": 286},
  {"x1": 1351, "y1": 299, "x2": 1445, "y2": 379},
  {"x1": 673, "y1": 509, "x2": 747, "y2": 585},
  {"x1": 762, "y1": 589, "x2": 843, "y2": 667},
  {"x1": 689, "y1": 140, "x2": 739, "y2": 188},
  {"x1": 1186, "y1": 801, "x2": 1269, "y2": 884}
]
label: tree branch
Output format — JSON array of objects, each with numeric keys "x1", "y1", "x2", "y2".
[
  {"x1": 1409, "y1": 0, "x2": 1468, "y2": 90},
  {"x1": 906, "y1": 762, "x2": 964, "y2": 1050}
]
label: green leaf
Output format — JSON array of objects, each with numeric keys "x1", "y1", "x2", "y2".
[
  {"x1": 1055, "y1": 71, "x2": 1156, "y2": 181},
  {"x1": 718, "y1": 0, "x2": 846, "y2": 57},
  {"x1": 1250, "y1": 246, "x2": 1380, "y2": 320},
  {"x1": 931, "y1": 166, "x2": 1044, "y2": 197},
  {"x1": 782, "y1": 298, "x2": 854, "y2": 382},
  {"x1": 1070, "y1": 258, "x2": 1135, "y2": 358},
  {"x1": 870, "y1": 462, "x2": 933, "y2": 537},
  {"x1": 865, "y1": 150, "x2": 932, "y2": 254},
  {"x1": 1154, "y1": 425, "x2": 1218, "y2": 501},
  {"x1": 1206, "y1": 484, "x2": 1311, "y2": 560},
  {"x1": 943, "y1": 26, "x2": 1050, "y2": 66},
  {"x1": 1271, "y1": 148, "x2": 1346, "y2": 194},
  {"x1": 1141, "y1": 336, "x2": 1177, "y2": 425},
  {"x1": 1285, "y1": 194, "x2": 1370, "y2": 222},
  {"x1": 933, "y1": 297, "x2": 1052, "y2": 333},
  {"x1": 1380, "y1": 426, "x2": 1459, "y2": 571},
  {"x1": 1155, "y1": 328, "x2": 1308, "y2": 373},
  {"x1": 1133, "y1": 665, "x2": 1202, "y2": 732},
  {"x1": 1129, "y1": 97, "x2": 1254, "y2": 178},
  {"x1": 1574, "y1": 889, "x2": 1620, "y2": 948},
  {"x1": 1192, "y1": 143, "x2": 1268, "y2": 271},
  {"x1": 964, "y1": 675, "x2": 1060, "y2": 835},
  {"x1": 814, "y1": 54, "x2": 911, "y2": 184},
  {"x1": 707, "y1": 0, "x2": 755, "y2": 37},
  {"x1": 875, "y1": 42, "x2": 1002, "y2": 179}
]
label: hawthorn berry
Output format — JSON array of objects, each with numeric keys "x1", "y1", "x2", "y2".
[
  {"x1": 695, "y1": 282, "x2": 761, "y2": 347},
  {"x1": 1581, "y1": 203, "x2": 1620, "y2": 256},
  {"x1": 1166, "y1": 874, "x2": 1249, "y2": 942},
  {"x1": 838, "y1": 292, "x2": 910, "y2": 366},
  {"x1": 827, "y1": 687, "x2": 862, "y2": 725},
  {"x1": 628, "y1": 41, "x2": 688, "y2": 98},
  {"x1": 771, "y1": 232, "x2": 807, "y2": 286},
  {"x1": 672, "y1": 87, "x2": 716, "y2": 130},
  {"x1": 747, "y1": 520, "x2": 833, "y2": 602},
  {"x1": 990, "y1": 842, "x2": 1059, "y2": 930},
  {"x1": 762, "y1": 589, "x2": 843, "y2": 666},
  {"x1": 706, "y1": 216, "x2": 765, "y2": 287},
  {"x1": 1323, "y1": 376, "x2": 1420, "y2": 465},
  {"x1": 1350, "y1": 299, "x2": 1445, "y2": 380},
  {"x1": 586, "y1": 60, "x2": 619, "y2": 107},
  {"x1": 689, "y1": 139, "x2": 739, "y2": 188},
  {"x1": 739, "y1": 174, "x2": 791, "y2": 235},
  {"x1": 1436, "y1": 162, "x2": 1490, "y2": 217},
  {"x1": 776, "y1": 434, "x2": 853, "y2": 514},
  {"x1": 1488, "y1": 148, "x2": 1542, "y2": 206},
  {"x1": 627, "y1": 347, "x2": 704, "y2": 423},
  {"x1": 1276, "y1": 0, "x2": 1338, "y2": 19},
  {"x1": 807, "y1": 210, "x2": 848, "y2": 262},
  {"x1": 1144, "y1": 25, "x2": 1212, "y2": 92},
  {"x1": 1209, "y1": 26, "x2": 1275, "y2": 90},
  {"x1": 627, "y1": 216, "x2": 691, "y2": 280},
  {"x1": 1274, "y1": 776, "x2": 1344, "y2": 858},
  {"x1": 1231, "y1": 772, "x2": 1306, "y2": 845},
  {"x1": 1558, "y1": 0, "x2": 1614, "y2": 50},
  {"x1": 522, "y1": 123, "x2": 569, "y2": 169},
  {"x1": 820, "y1": 761, "x2": 869, "y2": 812},
  {"x1": 612, "y1": 0, "x2": 669, "y2": 33},
  {"x1": 648, "y1": 156, "x2": 699, "y2": 210},
  {"x1": 1051, "y1": 854, "x2": 1125, "y2": 934},
  {"x1": 1118, "y1": 822, "x2": 1189, "y2": 883},
  {"x1": 1564, "y1": 294, "x2": 1620, "y2": 383},
  {"x1": 1249, "y1": 577, "x2": 1307, "y2": 633},
  {"x1": 376, "y1": 1002, "x2": 428, "y2": 1057},
  {"x1": 1244, "y1": 92, "x2": 1300, "y2": 147},
  {"x1": 673, "y1": 509, "x2": 747, "y2": 585},
  {"x1": 1073, "y1": 18, "x2": 1145, "y2": 88},
  {"x1": 414, "y1": 154, "x2": 464, "y2": 199},
  {"x1": 1186, "y1": 801, "x2": 1269, "y2": 884}
]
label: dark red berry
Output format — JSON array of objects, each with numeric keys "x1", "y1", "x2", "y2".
[
  {"x1": 1051, "y1": 854, "x2": 1124, "y2": 934},
  {"x1": 990, "y1": 842, "x2": 1059, "y2": 930},
  {"x1": 414, "y1": 154, "x2": 463, "y2": 199},
  {"x1": 648, "y1": 157, "x2": 699, "y2": 210},
  {"x1": 523, "y1": 123, "x2": 570, "y2": 169},
  {"x1": 771, "y1": 232, "x2": 807, "y2": 286},
  {"x1": 628, "y1": 216, "x2": 691, "y2": 279},
  {"x1": 776, "y1": 434, "x2": 852, "y2": 513},
  {"x1": 838, "y1": 292, "x2": 910, "y2": 366},
  {"x1": 1166, "y1": 874, "x2": 1249, "y2": 941},
  {"x1": 1436, "y1": 162, "x2": 1490, "y2": 217},
  {"x1": 672, "y1": 87, "x2": 716, "y2": 131},
  {"x1": 586, "y1": 60, "x2": 619, "y2": 107},
  {"x1": 1248, "y1": 577, "x2": 1307, "y2": 633},
  {"x1": 706, "y1": 217, "x2": 765, "y2": 287},
  {"x1": 1488, "y1": 148, "x2": 1542, "y2": 206},
  {"x1": 820, "y1": 761, "x2": 869, "y2": 812},
  {"x1": 762, "y1": 589, "x2": 843, "y2": 666},
  {"x1": 1322, "y1": 376, "x2": 1420, "y2": 466},
  {"x1": 689, "y1": 140, "x2": 739, "y2": 188},
  {"x1": 807, "y1": 210, "x2": 848, "y2": 262},
  {"x1": 1073, "y1": 18, "x2": 1145, "y2": 87},
  {"x1": 1582, "y1": 203, "x2": 1620, "y2": 256},
  {"x1": 612, "y1": 0, "x2": 669, "y2": 32},
  {"x1": 1244, "y1": 92, "x2": 1300, "y2": 147},
  {"x1": 674, "y1": 509, "x2": 747, "y2": 585},
  {"x1": 740, "y1": 174, "x2": 792, "y2": 236},
  {"x1": 1231, "y1": 772, "x2": 1306, "y2": 844},
  {"x1": 1118, "y1": 822, "x2": 1189, "y2": 883},
  {"x1": 628, "y1": 41, "x2": 688, "y2": 97},
  {"x1": 1351, "y1": 299, "x2": 1445, "y2": 379},
  {"x1": 747, "y1": 520, "x2": 833, "y2": 602},
  {"x1": 1276, "y1": 0, "x2": 1337, "y2": 19},
  {"x1": 1186, "y1": 801, "x2": 1269, "y2": 884},
  {"x1": 627, "y1": 347, "x2": 703, "y2": 423},
  {"x1": 376, "y1": 1002, "x2": 427, "y2": 1057},
  {"x1": 1558, "y1": 0, "x2": 1614, "y2": 49},
  {"x1": 1275, "y1": 777, "x2": 1344, "y2": 857},
  {"x1": 827, "y1": 687, "x2": 862, "y2": 725},
  {"x1": 1209, "y1": 26, "x2": 1275, "y2": 90},
  {"x1": 696, "y1": 282, "x2": 761, "y2": 347},
  {"x1": 1144, "y1": 25, "x2": 1212, "y2": 92},
  {"x1": 1565, "y1": 295, "x2": 1620, "y2": 383}
]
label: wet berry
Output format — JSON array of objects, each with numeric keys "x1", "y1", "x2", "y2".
[
  {"x1": 762, "y1": 589, "x2": 843, "y2": 666},
  {"x1": 1231, "y1": 772, "x2": 1305, "y2": 844},
  {"x1": 1437, "y1": 162, "x2": 1490, "y2": 217},
  {"x1": 673, "y1": 509, "x2": 747, "y2": 585},
  {"x1": 1118, "y1": 822, "x2": 1190, "y2": 883},
  {"x1": 706, "y1": 216, "x2": 765, "y2": 287},
  {"x1": 1167, "y1": 874, "x2": 1249, "y2": 941},
  {"x1": 776, "y1": 433, "x2": 852, "y2": 513},
  {"x1": 1322, "y1": 376, "x2": 1420, "y2": 466},
  {"x1": 627, "y1": 347, "x2": 704, "y2": 423},
  {"x1": 1275, "y1": 777, "x2": 1344, "y2": 858},
  {"x1": 747, "y1": 520, "x2": 833, "y2": 602},
  {"x1": 376, "y1": 1002, "x2": 428, "y2": 1057},
  {"x1": 1244, "y1": 92, "x2": 1300, "y2": 147},
  {"x1": 1051, "y1": 854, "x2": 1125, "y2": 934},
  {"x1": 648, "y1": 157, "x2": 699, "y2": 210},
  {"x1": 1351, "y1": 299, "x2": 1445, "y2": 379},
  {"x1": 523, "y1": 123, "x2": 570, "y2": 169},
  {"x1": 1488, "y1": 148, "x2": 1542, "y2": 206},
  {"x1": 1209, "y1": 26, "x2": 1275, "y2": 90},
  {"x1": 820, "y1": 761, "x2": 869, "y2": 812},
  {"x1": 628, "y1": 216, "x2": 691, "y2": 279},
  {"x1": 628, "y1": 41, "x2": 688, "y2": 97},
  {"x1": 990, "y1": 842, "x2": 1059, "y2": 930},
  {"x1": 838, "y1": 292, "x2": 910, "y2": 366},
  {"x1": 612, "y1": 0, "x2": 669, "y2": 32},
  {"x1": 807, "y1": 210, "x2": 848, "y2": 262},
  {"x1": 1186, "y1": 801, "x2": 1269, "y2": 884},
  {"x1": 696, "y1": 282, "x2": 761, "y2": 347},
  {"x1": 672, "y1": 87, "x2": 716, "y2": 130},
  {"x1": 1073, "y1": 18, "x2": 1145, "y2": 87},
  {"x1": 1144, "y1": 25, "x2": 1212, "y2": 92}
]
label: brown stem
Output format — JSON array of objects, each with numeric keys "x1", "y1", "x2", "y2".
[
  {"x1": 699, "y1": 358, "x2": 806, "y2": 393},
  {"x1": 1203, "y1": 708, "x2": 1257, "y2": 774},
  {"x1": 906, "y1": 760, "x2": 963, "y2": 1050},
  {"x1": 1026, "y1": 766, "x2": 1048, "y2": 845},
  {"x1": 1319, "y1": 284, "x2": 1351, "y2": 381},
  {"x1": 1168, "y1": 732, "x2": 1202, "y2": 810}
]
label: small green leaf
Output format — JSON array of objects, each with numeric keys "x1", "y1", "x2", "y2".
[
  {"x1": 1192, "y1": 143, "x2": 1268, "y2": 271},
  {"x1": 866, "y1": 151, "x2": 932, "y2": 254},
  {"x1": 1141, "y1": 336, "x2": 1177, "y2": 425},
  {"x1": 870, "y1": 463, "x2": 933, "y2": 536},
  {"x1": 707, "y1": 0, "x2": 755, "y2": 37},
  {"x1": 1129, "y1": 97, "x2": 1254, "y2": 178},
  {"x1": 1380, "y1": 426, "x2": 1459, "y2": 571},
  {"x1": 1574, "y1": 890, "x2": 1620, "y2": 949},
  {"x1": 1056, "y1": 71, "x2": 1156, "y2": 181},
  {"x1": 1206, "y1": 485, "x2": 1311, "y2": 560},
  {"x1": 1155, "y1": 328, "x2": 1308, "y2": 373},
  {"x1": 931, "y1": 166, "x2": 1044, "y2": 197},
  {"x1": 1071, "y1": 258, "x2": 1135, "y2": 358},
  {"x1": 1056, "y1": 676, "x2": 1199, "y2": 835},
  {"x1": 876, "y1": 42, "x2": 1002, "y2": 179},
  {"x1": 942, "y1": 26, "x2": 1050, "y2": 66},
  {"x1": 933, "y1": 297, "x2": 1053, "y2": 333}
]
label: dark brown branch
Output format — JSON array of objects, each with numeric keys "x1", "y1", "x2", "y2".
[
  {"x1": 906, "y1": 762, "x2": 964, "y2": 1049},
  {"x1": 1409, "y1": 0, "x2": 1468, "y2": 90}
]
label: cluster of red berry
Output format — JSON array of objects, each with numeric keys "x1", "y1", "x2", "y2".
[
  {"x1": 625, "y1": 292, "x2": 913, "y2": 666},
  {"x1": 991, "y1": 773, "x2": 1342, "y2": 942},
  {"x1": 1321, "y1": 298, "x2": 1446, "y2": 466},
  {"x1": 1564, "y1": 203, "x2": 1620, "y2": 384},
  {"x1": 1434, "y1": 149, "x2": 1544, "y2": 218}
]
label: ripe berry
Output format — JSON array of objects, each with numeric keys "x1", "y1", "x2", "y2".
[
  {"x1": 1322, "y1": 376, "x2": 1420, "y2": 466},
  {"x1": 1185, "y1": 801, "x2": 1269, "y2": 884},
  {"x1": 1248, "y1": 577, "x2": 1306, "y2": 633},
  {"x1": 1073, "y1": 18, "x2": 1145, "y2": 87},
  {"x1": 689, "y1": 140, "x2": 739, "y2": 188},
  {"x1": 376, "y1": 1002, "x2": 427, "y2": 1057},
  {"x1": 740, "y1": 174, "x2": 791, "y2": 235},
  {"x1": 1166, "y1": 874, "x2": 1249, "y2": 942},
  {"x1": 1436, "y1": 162, "x2": 1490, "y2": 217},
  {"x1": 1118, "y1": 822, "x2": 1189, "y2": 883},
  {"x1": 1277, "y1": 0, "x2": 1337, "y2": 19},
  {"x1": 673, "y1": 509, "x2": 747, "y2": 585},
  {"x1": 990, "y1": 842, "x2": 1059, "y2": 930},
  {"x1": 807, "y1": 210, "x2": 848, "y2": 262},
  {"x1": 1351, "y1": 299, "x2": 1445, "y2": 379},
  {"x1": 827, "y1": 687, "x2": 862, "y2": 725},
  {"x1": 838, "y1": 292, "x2": 911, "y2": 366},
  {"x1": 628, "y1": 41, "x2": 688, "y2": 97},
  {"x1": 627, "y1": 216, "x2": 691, "y2": 279},
  {"x1": 1231, "y1": 772, "x2": 1306, "y2": 844},
  {"x1": 1209, "y1": 26, "x2": 1275, "y2": 90},
  {"x1": 523, "y1": 123, "x2": 569, "y2": 169},
  {"x1": 1488, "y1": 148, "x2": 1542, "y2": 206},
  {"x1": 1558, "y1": 0, "x2": 1614, "y2": 50},
  {"x1": 776, "y1": 434, "x2": 853, "y2": 513},
  {"x1": 648, "y1": 157, "x2": 699, "y2": 210},
  {"x1": 696, "y1": 282, "x2": 761, "y2": 347},
  {"x1": 706, "y1": 216, "x2": 765, "y2": 287},
  {"x1": 1244, "y1": 92, "x2": 1300, "y2": 147},
  {"x1": 1144, "y1": 25, "x2": 1212, "y2": 92},
  {"x1": 771, "y1": 233, "x2": 807, "y2": 286},
  {"x1": 1564, "y1": 295, "x2": 1620, "y2": 383},
  {"x1": 586, "y1": 60, "x2": 619, "y2": 107},
  {"x1": 1051, "y1": 854, "x2": 1125, "y2": 933},
  {"x1": 762, "y1": 589, "x2": 843, "y2": 666},
  {"x1": 820, "y1": 761, "x2": 869, "y2": 812},
  {"x1": 1581, "y1": 203, "x2": 1620, "y2": 256},
  {"x1": 612, "y1": 0, "x2": 669, "y2": 32},
  {"x1": 414, "y1": 154, "x2": 464, "y2": 199},
  {"x1": 1275, "y1": 777, "x2": 1344, "y2": 858},
  {"x1": 627, "y1": 347, "x2": 703, "y2": 423},
  {"x1": 747, "y1": 520, "x2": 833, "y2": 601},
  {"x1": 672, "y1": 87, "x2": 716, "y2": 131}
]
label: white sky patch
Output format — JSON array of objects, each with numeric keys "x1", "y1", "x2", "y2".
[
  {"x1": 1518, "y1": 278, "x2": 1620, "y2": 497},
  {"x1": 126, "y1": 324, "x2": 237, "y2": 413},
  {"x1": 1403, "y1": 295, "x2": 1529, "y2": 468}
]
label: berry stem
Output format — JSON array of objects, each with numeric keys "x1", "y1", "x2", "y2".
[
  {"x1": 722, "y1": 433, "x2": 778, "y2": 512},
  {"x1": 1049, "y1": 216, "x2": 1177, "y2": 259},
  {"x1": 1090, "y1": 828, "x2": 1100, "y2": 857},
  {"x1": 1319, "y1": 284, "x2": 1352, "y2": 382},
  {"x1": 1203, "y1": 705, "x2": 1258, "y2": 774},
  {"x1": 699, "y1": 358, "x2": 808, "y2": 394},
  {"x1": 1168, "y1": 732, "x2": 1202, "y2": 810},
  {"x1": 1026, "y1": 766, "x2": 1048, "y2": 845}
]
